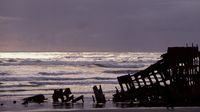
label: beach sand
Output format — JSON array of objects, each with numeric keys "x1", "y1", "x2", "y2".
[
  {"x1": 5, "y1": 107, "x2": 200, "y2": 112},
  {"x1": 1, "y1": 98, "x2": 200, "y2": 112}
]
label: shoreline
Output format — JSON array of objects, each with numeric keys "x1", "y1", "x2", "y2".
[
  {"x1": 1, "y1": 98, "x2": 200, "y2": 112},
  {"x1": 12, "y1": 107, "x2": 200, "y2": 112}
]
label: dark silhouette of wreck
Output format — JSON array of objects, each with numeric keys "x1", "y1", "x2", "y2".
[
  {"x1": 113, "y1": 46, "x2": 200, "y2": 106},
  {"x1": 92, "y1": 85, "x2": 106, "y2": 104},
  {"x1": 52, "y1": 88, "x2": 84, "y2": 103}
]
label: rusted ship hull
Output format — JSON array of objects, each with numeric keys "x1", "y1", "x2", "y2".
[{"x1": 113, "y1": 46, "x2": 200, "y2": 106}]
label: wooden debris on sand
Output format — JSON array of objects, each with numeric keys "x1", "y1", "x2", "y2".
[
  {"x1": 52, "y1": 88, "x2": 84, "y2": 103},
  {"x1": 22, "y1": 94, "x2": 47, "y2": 105},
  {"x1": 93, "y1": 85, "x2": 106, "y2": 104}
]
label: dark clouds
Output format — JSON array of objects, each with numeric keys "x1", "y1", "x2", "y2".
[{"x1": 0, "y1": 0, "x2": 200, "y2": 51}]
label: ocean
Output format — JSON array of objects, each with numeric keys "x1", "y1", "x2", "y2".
[{"x1": 0, "y1": 52, "x2": 161, "y2": 102}]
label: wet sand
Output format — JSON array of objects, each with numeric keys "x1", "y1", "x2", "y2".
[
  {"x1": 1, "y1": 98, "x2": 200, "y2": 112},
  {"x1": 1, "y1": 96, "x2": 200, "y2": 112},
  {"x1": 4, "y1": 107, "x2": 200, "y2": 112}
]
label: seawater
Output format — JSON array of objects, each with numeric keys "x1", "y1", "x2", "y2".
[{"x1": 0, "y1": 52, "x2": 162, "y2": 101}]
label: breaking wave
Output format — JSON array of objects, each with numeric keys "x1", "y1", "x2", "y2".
[
  {"x1": 0, "y1": 76, "x2": 116, "y2": 81},
  {"x1": 0, "y1": 52, "x2": 161, "y2": 100},
  {"x1": 38, "y1": 71, "x2": 82, "y2": 76},
  {"x1": 0, "y1": 59, "x2": 154, "y2": 69}
]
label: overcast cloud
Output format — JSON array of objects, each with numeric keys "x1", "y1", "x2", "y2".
[{"x1": 0, "y1": 0, "x2": 200, "y2": 51}]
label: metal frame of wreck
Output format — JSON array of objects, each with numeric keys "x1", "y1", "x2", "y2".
[{"x1": 114, "y1": 46, "x2": 200, "y2": 106}]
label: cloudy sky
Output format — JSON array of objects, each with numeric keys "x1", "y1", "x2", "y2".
[{"x1": 0, "y1": 0, "x2": 200, "y2": 52}]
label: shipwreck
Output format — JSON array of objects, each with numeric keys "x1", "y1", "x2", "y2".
[{"x1": 113, "y1": 46, "x2": 200, "y2": 106}]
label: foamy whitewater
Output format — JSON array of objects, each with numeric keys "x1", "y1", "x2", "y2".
[{"x1": 0, "y1": 52, "x2": 161, "y2": 102}]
